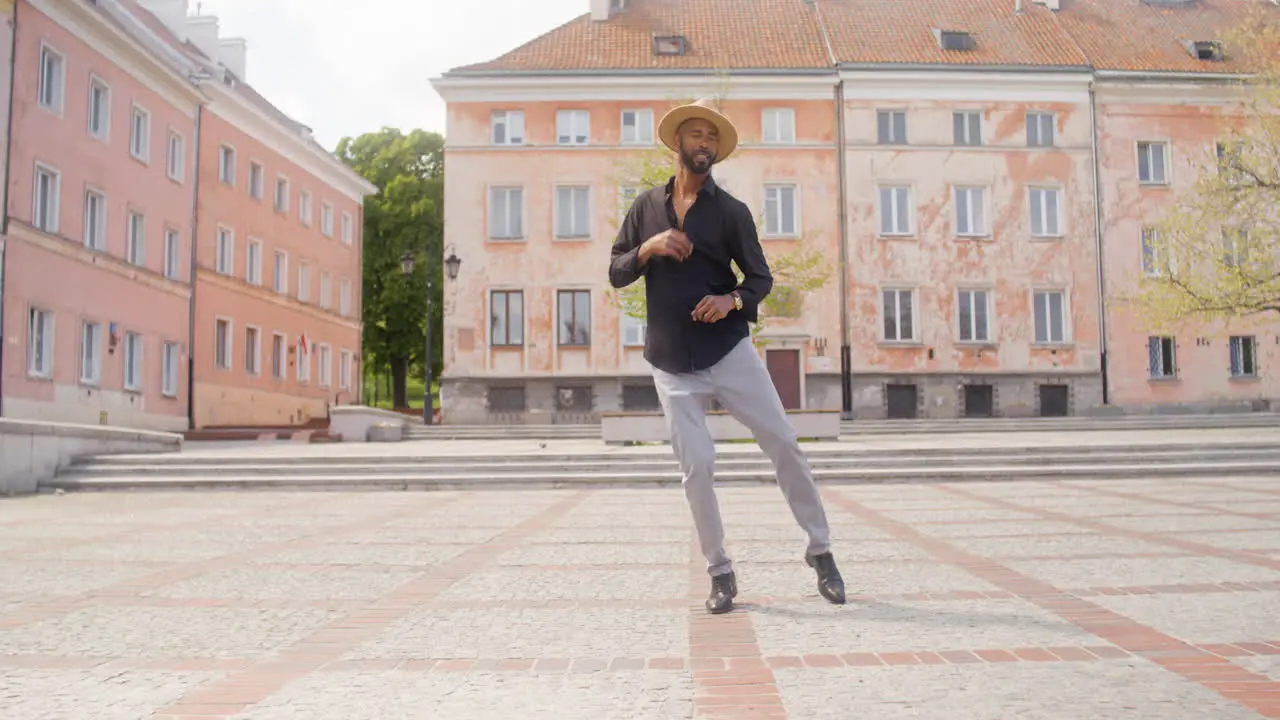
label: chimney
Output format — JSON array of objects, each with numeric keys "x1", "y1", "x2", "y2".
[
  {"x1": 218, "y1": 37, "x2": 248, "y2": 80},
  {"x1": 137, "y1": 0, "x2": 190, "y2": 40},
  {"x1": 185, "y1": 14, "x2": 220, "y2": 61},
  {"x1": 590, "y1": 0, "x2": 611, "y2": 21}
]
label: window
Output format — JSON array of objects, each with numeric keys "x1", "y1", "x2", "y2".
[
  {"x1": 1148, "y1": 336, "x2": 1176, "y2": 379},
  {"x1": 248, "y1": 161, "x2": 264, "y2": 200},
  {"x1": 954, "y1": 186, "x2": 987, "y2": 237},
  {"x1": 339, "y1": 350, "x2": 353, "y2": 391},
  {"x1": 618, "y1": 186, "x2": 639, "y2": 223},
  {"x1": 953, "y1": 111, "x2": 982, "y2": 146},
  {"x1": 27, "y1": 308, "x2": 54, "y2": 377},
  {"x1": 299, "y1": 190, "x2": 312, "y2": 225},
  {"x1": 88, "y1": 77, "x2": 110, "y2": 138},
  {"x1": 556, "y1": 110, "x2": 589, "y2": 145},
  {"x1": 621, "y1": 109, "x2": 653, "y2": 144},
  {"x1": 164, "y1": 228, "x2": 181, "y2": 279},
  {"x1": 38, "y1": 45, "x2": 65, "y2": 113},
  {"x1": 489, "y1": 187, "x2": 523, "y2": 239},
  {"x1": 298, "y1": 263, "x2": 311, "y2": 302},
  {"x1": 83, "y1": 189, "x2": 106, "y2": 250},
  {"x1": 762, "y1": 108, "x2": 796, "y2": 144},
  {"x1": 162, "y1": 343, "x2": 180, "y2": 397},
  {"x1": 877, "y1": 110, "x2": 907, "y2": 144},
  {"x1": 490, "y1": 290, "x2": 524, "y2": 347},
  {"x1": 80, "y1": 322, "x2": 102, "y2": 385},
  {"x1": 1137, "y1": 141, "x2": 1169, "y2": 185},
  {"x1": 275, "y1": 177, "x2": 290, "y2": 212},
  {"x1": 1141, "y1": 226, "x2": 1173, "y2": 277},
  {"x1": 1222, "y1": 228, "x2": 1248, "y2": 268},
  {"x1": 318, "y1": 345, "x2": 332, "y2": 387},
  {"x1": 878, "y1": 185, "x2": 912, "y2": 236},
  {"x1": 1033, "y1": 290, "x2": 1067, "y2": 344},
  {"x1": 557, "y1": 290, "x2": 591, "y2": 346},
  {"x1": 1230, "y1": 336, "x2": 1257, "y2": 378},
  {"x1": 271, "y1": 333, "x2": 286, "y2": 379},
  {"x1": 273, "y1": 251, "x2": 288, "y2": 294},
  {"x1": 297, "y1": 343, "x2": 311, "y2": 383},
  {"x1": 1026, "y1": 112, "x2": 1055, "y2": 147},
  {"x1": 341, "y1": 212, "x2": 353, "y2": 245},
  {"x1": 216, "y1": 227, "x2": 234, "y2": 274},
  {"x1": 244, "y1": 326, "x2": 261, "y2": 375},
  {"x1": 219, "y1": 145, "x2": 235, "y2": 184},
  {"x1": 214, "y1": 319, "x2": 232, "y2": 370},
  {"x1": 33, "y1": 164, "x2": 60, "y2": 233},
  {"x1": 1029, "y1": 187, "x2": 1061, "y2": 237},
  {"x1": 319, "y1": 272, "x2": 332, "y2": 309},
  {"x1": 491, "y1": 110, "x2": 524, "y2": 145},
  {"x1": 339, "y1": 278, "x2": 352, "y2": 317},
  {"x1": 246, "y1": 239, "x2": 262, "y2": 285},
  {"x1": 123, "y1": 332, "x2": 143, "y2": 392},
  {"x1": 763, "y1": 184, "x2": 798, "y2": 237},
  {"x1": 127, "y1": 211, "x2": 145, "y2": 266},
  {"x1": 555, "y1": 186, "x2": 590, "y2": 238},
  {"x1": 882, "y1": 289, "x2": 915, "y2": 342},
  {"x1": 321, "y1": 202, "x2": 334, "y2": 237},
  {"x1": 957, "y1": 289, "x2": 990, "y2": 343},
  {"x1": 167, "y1": 131, "x2": 183, "y2": 181},
  {"x1": 130, "y1": 105, "x2": 150, "y2": 162},
  {"x1": 620, "y1": 311, "x2": 646, "y2": 347}
]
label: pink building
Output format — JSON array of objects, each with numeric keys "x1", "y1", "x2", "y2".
[{"x1": 431, "y1": 0, "x2": 1277, "y2": 424}]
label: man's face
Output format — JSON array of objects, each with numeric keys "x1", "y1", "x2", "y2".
[{"x1": 676, "y1": 118, "x2": 719, "y2": 175}]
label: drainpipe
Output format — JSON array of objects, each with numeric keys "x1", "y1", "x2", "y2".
[
  {"x1": 0, "y1": 0, "x2": 20, "y2": 417},
  {"x1": 186, "y1": 103, "x2": 203, "y2": 430},
  {"x1": 1088, "y1": 83, "x2": 1109, "y2": 405}
]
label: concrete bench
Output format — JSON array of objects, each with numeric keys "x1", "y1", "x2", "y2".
[
  {"x1": 600, "y1": 409, "x2": 842, "y2": 445},
  {"x1": 0, "y1": 419, "x2": 182, "y2": 495},
  {"x1": 329, "y1": 405, "x2": 411, "y2": 443}
]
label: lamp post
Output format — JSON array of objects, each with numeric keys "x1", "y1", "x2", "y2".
[{"x1": 401, "y1": 246, "x2": 462, "y2": 425}]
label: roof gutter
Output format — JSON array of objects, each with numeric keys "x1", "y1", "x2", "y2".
[
  {"x1": 1087, "y1": 83, "x2": 1109, "y2": 407},
  {"x1": 437, "y1": 67, "x2": 837, "y2": 79},
  {"x1": 0, "y1": 0, "x2": 18, "y2": 417},
  {"x1": 1093, "y1": 69, "x2": 1254, "y2": 82},
  {"x1": 837, "y1": 62, "x2": 1093, "y2": 73}
]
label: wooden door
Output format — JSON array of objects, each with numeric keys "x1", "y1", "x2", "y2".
[{"x1": 765, "y1": 349, "x2": 802, "y2": 410}]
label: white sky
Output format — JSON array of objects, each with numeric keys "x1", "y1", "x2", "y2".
[{"x1": 191, "y1": 0, "x2": 589, "y2": 150}]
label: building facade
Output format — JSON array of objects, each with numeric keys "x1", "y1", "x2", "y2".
[
  {"x1": 0, "y1": 0, "x2": 374, "y2": 431},
  {"x1": 431, "y1": 0, "x2": 1278, "y2": 424}
]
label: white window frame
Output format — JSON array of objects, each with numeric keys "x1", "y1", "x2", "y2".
[
  {"x1": 33, "y1": 163, "x2": 61, "y2": 234},
  {"x1": 318, "y1": 344, "x2": 332, "y2": 387},
  {"x1": 214, "y1": 318, "x2": 233, "y2": 371},
  {"x1": 275, "y1": 176, "x2": 290, "y2": 213},
  {"x1": 881, "y1": 287, "x2": 916, "y2": 343},
  {"x1": 620, "y1": 310, "x2": 646, "y2": 348},
  {"x1": 273, "y1": 250, "x2": 289, "y2": 294},
  {"x1": 162, "y1": 342, "x2": 180, "y2": 397},
  {"x1": 319, "y1": 272, "x2": 332, "y2": 310},
  {"x1": 321, "y1": 202, "x2": 334, "y2": 237},
  {"x1": 1026, "y1": 111, "x2": 1055, "y2": 147},
  {"x1": 297, "y1": 341, "x2": 311, "y2": 384},
  {"x1": 617, "y1": 185, "x2": 640, "y2": 224},
  {"x1": 761, "y1": 108, "x2": 796, "y2": 145},
  {"x1": 1137, "y1": 140, "x2": 1170, "y2": 186},
  {"x1": 298, "y1": 262, "x2": 311, "y2": 303},
  {"x1": 244, "y1": 325, "x2": 262, "y2": 376},
  {"x1": 877, "y1": 109, "x2": 907, "y2": 145},
  {"x1": 299, "y1": 190, "x2": 312, "y2": 225},
  {"x1": 126, "y1": 210, "x2": 145, "y2": 266},
  {"x1": 954, "y1": 186, "x2": 988, "y2": 237},
  {"x1": 554, "y1": 185, "x2": 591, "y2": 239},
  {"x1": 163, "y1": 227, "x2": 181, "y2": 279},
  {"x1": 271, "y1": 333, "x2": 286, "y2": 380},
  {"x1": 83, "y1": 187, "x2": 106, "y2": 251},
  {"x1": 878, "y1": 184, "x2": 913, "y2": 237},
  {"x1": 123, "y1": 331, "x2": 143, "y2": 392},
  {"x1": 341, "y1": 211, "x2": 353, "y2": 245},
  {"x1": 488, "y1": 186, "x2": 524, "y2": 240},
  {"x1": 1028, "y1": 186, "x2": 1062, "y2": 238},
  {"x1": 339, "y1": 278, "x2": 352, "y2": 317},
  {"x1": 957, "y1": 288, "x2": 992, "y2": 344},
  {"x1": 167, "y1": 130, "x2": 184, "y2": 182},
  {"x1": 130, "y1": 104, "x2": 150, "y2": 163},
  {"x1": 491, "y1": 110, "x2": 525, "y2": 145},
  {"x1": 246, "y1": 238, "x2": 263, "y2": 286},
  {"x1": 1148, "y1": 336, "x2": 1177, "y2": 379},
  {"x1": 38, "y1": 43, "x2": 66, "y2": 114},
  {"x1": 219, "y1": 145, "x2": 236, "y2": 185},
  {"x1": 556, "y1": 109, "x2": 590, "y2": 145},
  {"x1": 87, "y1": 75, "x2": 110, "y2": 140},
  {"x1": 27, "y1": 308, "x2": 54, "y2": 378},
  {"x1": 763, "y1": 183, "x2": 799, "y2": 237},
  {"x1": 1229, "y1": 335, "x2": 1258, "y2": 378},
  {"x1": 248, "y1": 160, "x2": 264, "y2": 200},
  {"x1": 80, "y1": 321, "x2": 102, "y2": 385},
  {"x1": 216, "y1": 226, "x2": 234, "y2": 275},
  {"x1": 339, "y1": 350, "x2": 352, "y2": 391},
  {"x1": 953, "y1": 110, "x2": 982, "y2": 146},
  {"x1": 620, "y1": 109, "x2": 654, "y2": 145},
  {"x1": 489, "y1": 289, "x2": 524, "y2": 347},
  {"x1": 1032, "y1": 289, "x2": 1069, "y2": 345}
]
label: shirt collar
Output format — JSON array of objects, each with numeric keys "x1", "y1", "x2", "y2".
[{"x1": 663, "y1": 173, "x2": 718, "y2": 199}]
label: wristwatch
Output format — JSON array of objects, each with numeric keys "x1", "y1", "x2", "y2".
[{"x1": 731, "y1": 291, "x2": 743, "y2": 311}]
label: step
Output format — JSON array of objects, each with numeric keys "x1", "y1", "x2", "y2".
[{"x1": 45, "y1": 460, "x2": 1280, "y2": 492}]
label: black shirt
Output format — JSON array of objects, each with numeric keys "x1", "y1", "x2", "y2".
[{"x1": 608, "y1": 175, "x2": 773, "y2": 375}]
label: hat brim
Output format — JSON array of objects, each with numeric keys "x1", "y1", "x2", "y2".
[{"x1": 657, "y1": 105, "x2": 738, "y2": 164}]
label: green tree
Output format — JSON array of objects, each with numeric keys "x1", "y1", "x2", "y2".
[
  {"x1": 335, "y1": 127, "x2": 444, "y2": 408},
  {"x1": 1128, "y1": 14, "x2": 1280, "y2": 327}
]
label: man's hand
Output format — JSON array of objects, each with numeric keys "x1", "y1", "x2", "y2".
[
  {"x1": 692, "y1": 294, "x2": 736, "y2": 323},
  {"x1": 639, "y1": 229, "x2": 692, "y2": 263}
]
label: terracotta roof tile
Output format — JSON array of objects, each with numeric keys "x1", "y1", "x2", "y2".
[
  {"x1": 449, "y1": 0, "x2": 833, "y2": 72},
  {"x1": 818, "y1": 0, "x2": 1089, "y2": 68}
]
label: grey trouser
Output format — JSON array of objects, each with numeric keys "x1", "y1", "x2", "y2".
[{"x1": 651, "y1": 336, "x2": 832, "y2": 577}]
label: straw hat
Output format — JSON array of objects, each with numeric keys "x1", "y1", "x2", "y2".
[{"x1": 657, "y1": 97, "x2": 738, "y2": 163}]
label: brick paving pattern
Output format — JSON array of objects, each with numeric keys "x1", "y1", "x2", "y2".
[{"x1": 0, "y1": 476, "x2": 1276, "y2": 718}]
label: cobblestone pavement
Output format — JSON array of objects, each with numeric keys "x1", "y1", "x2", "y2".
[{"x1": 0, "y1": 476, "x2": 1278, "y2": 719}]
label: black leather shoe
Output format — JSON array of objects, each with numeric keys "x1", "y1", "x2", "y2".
[
  {"x1": 806, "y1": 552, "x2": 846, "y2": 604},
  {"x1": 706, "y1": 571, "x2": 738, "y2": 614}
]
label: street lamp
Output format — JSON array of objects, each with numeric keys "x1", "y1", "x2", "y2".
[{"x1": 400, "y1": 246, "x2": 461, "y2": 425}]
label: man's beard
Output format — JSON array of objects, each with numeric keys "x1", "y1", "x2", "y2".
[{"x1": 679, "y1": 147, "x2": 715, "y2": 175}]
